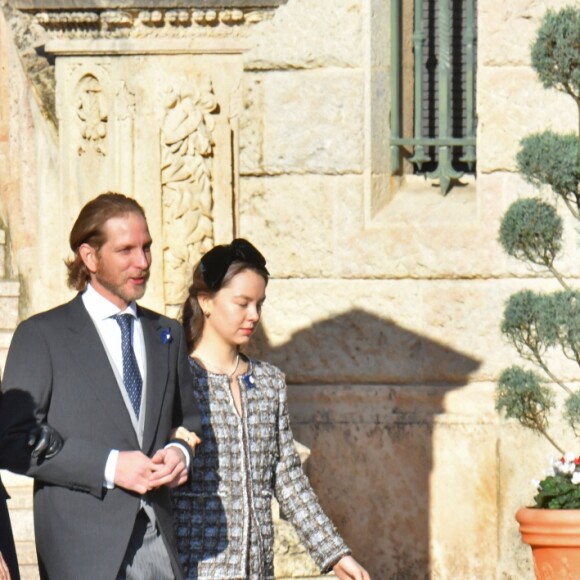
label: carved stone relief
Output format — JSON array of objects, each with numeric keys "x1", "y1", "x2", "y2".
[
  {"x1": 76, "y1": 73, "x2": 108, "y2": 156},
  {"x1": 46, "y1": 39, "x2": 245, "y2": 312},
  {"x1": 58, "y1": 62, "x2": 113, "y2": 207},
  {"x1": 161, "y1": 78, "x2": 218, "y2": 305}
]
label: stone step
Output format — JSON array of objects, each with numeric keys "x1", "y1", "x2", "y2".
[
  {"x1": 1, "y1": 472, "x2": 38, "y2": 578},
  {"x1": 14, "y1": 541, "x2": 37, "y2": 566},
  {"x1": 4, "y1": 482, "x2": 33, "y2": 511},
  {"x1": 5, "y1": 489, "x2": 34, "y2": 544},
  {"x1": 16, "y1": 543, "x2": 40, "y2": 580}
]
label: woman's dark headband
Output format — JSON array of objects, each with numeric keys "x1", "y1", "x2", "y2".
[{"x1": 200, "y1": 239, "x2": 269, "y2": 291}]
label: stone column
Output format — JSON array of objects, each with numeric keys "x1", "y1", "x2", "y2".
[{"x1": 45, "y1": 38, "x2": 247, "y2": 313}]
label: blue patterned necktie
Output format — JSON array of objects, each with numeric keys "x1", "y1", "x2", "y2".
[{"x1": 112, "y1": 313, "x2": 142, "y2": 418}]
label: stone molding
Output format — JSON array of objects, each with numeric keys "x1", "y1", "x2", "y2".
[
  {"x1": 12, "y1": 0, "x2": 286, "y2": 7},
  {"x1": 35, "y1": 9, "x2": 270, "y2": 31},
  {"x1": 8, "y1": 0, "x2": 287, "y2": 33},
  {"x1": 45, "y1": 38, "x2": 251, "y2": 54}
]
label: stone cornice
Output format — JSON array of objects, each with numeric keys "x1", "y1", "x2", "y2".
[
  {"x1": 7, "y1": 0, "x2": 288, "y2": 32},
  {"x1": 11, "y1": 0, "x2": 287, "y2": 9},
  {"x1": 34, "y1": 10, "x2": 266, "y2": 30}
]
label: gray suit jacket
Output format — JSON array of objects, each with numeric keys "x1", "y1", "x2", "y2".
[{"x1": 0, "y1": 294, "x2": 199, "y2": 580}]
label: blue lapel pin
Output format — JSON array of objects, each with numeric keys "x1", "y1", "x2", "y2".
[{"x1": 243, "y1": 374, "x2": 255, "y2": 389}]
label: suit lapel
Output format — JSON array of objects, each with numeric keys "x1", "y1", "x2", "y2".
[
  {"x1": 65, "y1": 295, "x2": 139, "y2": 448},
  {"x1": 140, "y1": 310, "x2": 170, "y2": 454}
]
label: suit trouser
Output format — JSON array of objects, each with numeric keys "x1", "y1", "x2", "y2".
[{"x1": 117, "y1": 510, "x2": 175, "y2": 580}]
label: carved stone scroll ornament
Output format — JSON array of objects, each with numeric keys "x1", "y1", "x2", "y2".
[
  {"x1": 161, "y1": 78, "x2": 218, "y2": 305},
  {"x1": 31, "y1": 7, "x2": 282, "y2": 35},
  {"x1": 76, "y1": 73, "x2": 108, "y2": 156}
]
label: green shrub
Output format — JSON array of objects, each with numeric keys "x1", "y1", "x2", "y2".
[
  {"x1": 498, "y1": 199, "x2": 563, "y2": 268},
  {"x1": 496, "y1": 7, "x2": 580, "y2": 506},
  {"x1": 517, "y1": 132, "x2": 580, "y2": 203},
  {"x1": 531, "y1": 7, "x2": 580, "y2": 99}
]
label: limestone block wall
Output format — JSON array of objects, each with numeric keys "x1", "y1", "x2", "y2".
[
  {"x1": 0, "y1": 4, "x2": 60, "y2": 318},
  {"x1": 0, "y1": 0, "x2": 579, "y2": 578},
  {"x1": 238, "y1": 0, "x2": 580, "y2": 578}
]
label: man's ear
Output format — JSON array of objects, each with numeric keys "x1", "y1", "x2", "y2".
[{"x1": 78, "y1": 243, "x2": 98, "y2": 274}]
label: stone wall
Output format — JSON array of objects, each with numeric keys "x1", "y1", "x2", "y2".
[{"x1": 0, "y1": 0, "x2": 579, "y2": 578}]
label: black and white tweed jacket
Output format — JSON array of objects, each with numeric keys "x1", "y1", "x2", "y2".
[{"x1": 172, "y1": 358, "x2": 350, "y2": 580}]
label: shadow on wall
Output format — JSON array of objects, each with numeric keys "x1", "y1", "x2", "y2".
[{"x1": 247, "y1": 308, "x2": 481, "y2": 579}]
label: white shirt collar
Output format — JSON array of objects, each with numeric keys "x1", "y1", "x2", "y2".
[{"x1": 82, "y1": 283, "x2": 138, "y2": 321}]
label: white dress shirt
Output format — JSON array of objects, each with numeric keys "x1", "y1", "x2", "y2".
[
  {"x1": 82, "y1": 284, "x2": 188, "y2": 489},
  {"x1": 82, "y1": 284, "x2": 147, "y2": 488}
]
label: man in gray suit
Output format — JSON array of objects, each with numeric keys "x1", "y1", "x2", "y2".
[{"x1": 0, "y1": 193, "x2": 198, "y2": 580}]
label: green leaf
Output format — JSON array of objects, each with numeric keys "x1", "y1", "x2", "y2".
[{"x1": 534, "y1": 474, "x2": 580, "y2": 509}]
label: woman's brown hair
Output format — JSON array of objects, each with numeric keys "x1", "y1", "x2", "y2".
[{"x1": 182, "y1": 240, "x2": 269, "y2": 353}]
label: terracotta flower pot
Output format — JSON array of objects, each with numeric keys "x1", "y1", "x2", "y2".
[{"x1": 516, "y1": 507, "x2": 580, "y2": 579}]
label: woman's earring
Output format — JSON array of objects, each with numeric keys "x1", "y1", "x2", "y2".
[{"x1": 204, "y1": 311, "x2": 211, "y2": 318}]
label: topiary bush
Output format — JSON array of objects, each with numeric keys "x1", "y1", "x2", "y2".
[{"x1": 496, "y1": 7, "x2": 580, "y2": 478}]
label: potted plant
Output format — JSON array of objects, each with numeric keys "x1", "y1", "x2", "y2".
[{"x1": 495, "y1": 5, "x2": 580, "y2": 578}]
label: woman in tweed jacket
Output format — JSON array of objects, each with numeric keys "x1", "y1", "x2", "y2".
[{"x1": 172, "y1": 239, "x2": 370, "y2": 580}]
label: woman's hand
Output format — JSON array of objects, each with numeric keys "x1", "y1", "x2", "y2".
[
  {"x1": 169, "y1": 426, "x2": 202, "y2": 454},
  {"x1": 333, "y1": 555, "x2": 371, "y2": 580}
]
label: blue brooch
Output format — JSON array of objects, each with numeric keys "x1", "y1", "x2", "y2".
[
  {"x1": 242, "y1": 375, "x2": 256, "y2": 389},
  {"x1": 160, "y1": 328, "x2": 173, "y2": 344}
]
